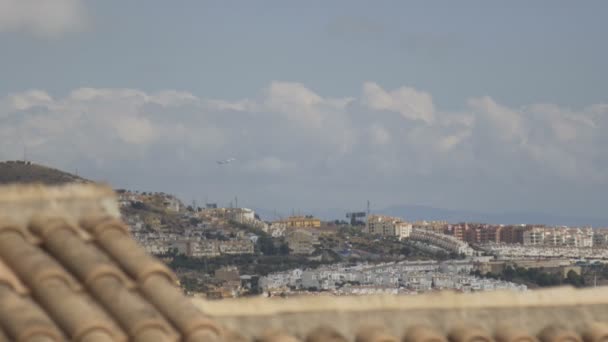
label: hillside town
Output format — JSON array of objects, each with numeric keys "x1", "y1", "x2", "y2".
[{"x1": 111, "y1": 189, "x2": 608, "y2": 299}]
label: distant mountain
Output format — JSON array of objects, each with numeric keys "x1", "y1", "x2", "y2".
[
  {"x1": 254, "y1": 204, "x2": 608, "y2": 227},
  {"x1": 380, "y1": 204, "x2": 608, "y2": 228},
  {"x1": 5, "y1": 160, "x2": 603, "y2": 227},
  {"x1": 0, "y1": 160, "x2": 89, "y2": 185}
]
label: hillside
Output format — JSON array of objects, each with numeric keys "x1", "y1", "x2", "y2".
[{"x1": 0, "y1": 160, "x2": 89, "y2": 185}]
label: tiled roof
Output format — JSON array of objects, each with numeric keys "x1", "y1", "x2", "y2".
[
  {"x1": 198, "y1": 276, "x2": 608, "y2": 342},
  {"x1": 0, "y1": 184, "x2": 222, "y2": 342},
  {"x1": 3, "y1": 184, "x2": 608, "y2": 342}
]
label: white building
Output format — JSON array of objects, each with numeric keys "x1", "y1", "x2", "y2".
[
  {"x1": 409, "y1": 229, "x2": 474, "y2": 256},
  {"x1": 366, "y1": 215, "x2": 412, "y2": 239},
  {"x1": 395, "y1": 222, "x2": 413, "y2": 240}
]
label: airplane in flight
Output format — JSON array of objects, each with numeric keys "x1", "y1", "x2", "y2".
[{"x1": 217, "y1": 158, "x2": 236, "y2": 165}]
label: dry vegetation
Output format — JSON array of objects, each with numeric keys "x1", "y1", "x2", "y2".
[{"x1": 0, "y1": 161, "x2": 88, "y2": 185}]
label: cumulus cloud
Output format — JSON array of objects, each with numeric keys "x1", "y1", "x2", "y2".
[
  {"x1": 8, "y1": 90, "x2": 54, "y2": 110},
  {"x1": 1, "y1": 81, "x2": 606, "y2": 215},
  {"x1": 362, "y1": 82, "x2": 435, "y2": 124},
  {"x1": 263, "y1": 81, "x2": 354, "y2": 126},
  {"x1": 0, "y1": 0, "x2": 87, "y2": 37}
]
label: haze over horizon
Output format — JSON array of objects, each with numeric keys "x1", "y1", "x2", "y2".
[{"x1": 1, "y1": 1, "x2": 607, "y2": 220}]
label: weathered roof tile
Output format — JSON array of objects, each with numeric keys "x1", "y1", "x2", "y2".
[
  {"x1": 0, "y1": 184, "x2": 220, "y2": 342},
  {"x1": 538, "y1": 326, "x2": 581, "y2": 342},
  {"x1": 403, "y1": 325, "x2": 447, "y2": 342}
]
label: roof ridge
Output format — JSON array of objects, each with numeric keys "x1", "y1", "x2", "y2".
[{"x1": 193, "y1": 286, "x2": 608, "y2": 316}]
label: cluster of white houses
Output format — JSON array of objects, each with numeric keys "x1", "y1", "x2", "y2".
[
  {"x1": 259, "y1": 260, "x2": 526, "y2": 294},
  {"x1": 480, "y1": 244, "x2": 608, "y2": 259}
]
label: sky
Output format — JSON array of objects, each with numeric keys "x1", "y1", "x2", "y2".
[{"x1": 1, "y1": 0, "x2": 607, "y2": 219}]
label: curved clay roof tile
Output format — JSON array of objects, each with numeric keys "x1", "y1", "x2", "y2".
[
  {"x1": 582, "y1": 323, "x2": 608, "y2": 342},
  {"x1": 306, "y1": 326, "x2": 348, "y2": 342},
  {"x1": 0, "y1": 329, "x2": 9, "y2": 342},
  {"x1": 538, "y1": 326, "x2": 582, "y2": 342},
  {"x1": 0, "y1": 258, "x2": 28, "y2": 295},
  {"x1": 495, "y1": 326, "x2": 538, "y2": 342},
  {"x1": 0, "y1": 284, "x2": 65, "y2": 342},
  {"x1": 138, "y1": 274, "x2": 223, "y2": 341},
  {"x1": 29, "y1": 218, "x2": 180, "y2": 341},
  {"x1": 257, "y1": 330, "x2": 301, "y2": 342},
  {"x1": 80, "y1": 218, "x2": 178, "y2": 284},
  {"x1": 403, "y1": 325, "x2": 447, "y2": 342},
  {"x1": 448, "y1": 326, "x2": 492, "y2": 342},
  {"x1": 356, "y1": 326, "x2": 399, "y2": 342}
]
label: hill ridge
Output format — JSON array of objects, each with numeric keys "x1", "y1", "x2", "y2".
[{"x1": 0, "y1": 160, "x2": 89, "y2": 185}]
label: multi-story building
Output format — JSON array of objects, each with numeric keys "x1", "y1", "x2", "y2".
[
  {"x1": 409, "y1": 229, "x2": 475, "y2": 256},
  {"x1": 285, "y1": 229, "x2": 319, "y2": 255},
  {"x1": 274, "y1": 216, "x2": 321, "y2": 229},
  {"x1": 521, "y1": 227, "x2": 593, "y2": 247},
  {"x1": 593, "y1": 230, "x2": 608, "y2": 247},
  {"x1": 188, "y1": 240, "x2": 221, "y2": 257},
  {"x1": 366, "y1": 215, "x2": 409, "y2": 237},
  {"x1": 395, "y1": 222, "x2": 413, "y2": 240},
  {"x1": 219, "y1": 240, "x2": 255, "y2": 255},
  {"x1": 445, "y1": 224, "x2": 467, "y2": 241},
  {"x1": 499, "y1": 225, "x2": 529, "y2": 244},
  {"x1": 412, "y1": 221, "x2": 448, "y2": 236},
  {"x1": 523, "y1": 227, "x2": 545, "y2": 245},
  {"x1": 462, "y1": 224, "x2": 502, "y2": 244},
  {"x1": 215, "y1": 266, "x2": 240, "y2": 282}
]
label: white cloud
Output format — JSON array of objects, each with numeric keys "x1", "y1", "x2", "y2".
[
  {"x1": 468, "y1": 96, "x2": 524, "y2": 143},
  {"x1": 370, "y1": 124, "x2": 390, "y2": 145},
  {"x1": 9, "y1": 90, "x2": 53, "y2": 110},
  {"x1": 264, "y1": 81, "x2": 353, "y2": 126},
  {"x1": 362, "y1": 82, "x2": 435, "y2": 124},
  {"x1": 0, "y1": 0, "x2": 87, "y2": 37},
  {"x1": 1, "y1": 82, "x2": 606, "y2": 215}
]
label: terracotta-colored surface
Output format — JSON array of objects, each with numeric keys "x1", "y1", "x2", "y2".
[{"x1": 0, "y1": 184, "x2": 220, "y2": 342}]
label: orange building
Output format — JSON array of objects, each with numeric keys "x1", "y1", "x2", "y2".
[{"x1": 279, "y1": 216, "x2": 322, "y2": 228}]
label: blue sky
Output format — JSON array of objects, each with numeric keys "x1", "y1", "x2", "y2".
[{"x1": 1, "y1": 1, "x2": 607, "y2": 220}]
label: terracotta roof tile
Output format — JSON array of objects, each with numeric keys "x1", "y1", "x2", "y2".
[
  {"x1": 256, "y1": 330, "x2": 301, "y2": 342},
  {"x1": 403, "y1": 325, "x2": 447, "y2": 342},
  {"x1": 306, "y1": 326, "x2": 348, "y2": 342},
  {"x1": 355, "y1": 326, "x2": 399, "y2": 342},
  {"x1": 0, "y1": 184, "x2": 222, "y2": 342},
  {"x1": 0, "y1": 283, "x2": 65, "y2": 341},
  {"x1": 447, "y1": 325, "x2": 492, "y2": 342},
  {"x1": 494, "y1": 325, "x2": 538, "y2": 342},
  {"x1": 582, "y1": 323, "x2": 608, "y2": 342},
  {"x1": 538, "y1": 326, "x2": 581, "y2": 342},
  {"x1": 0, "y1": 329, "x2": 9, "y2": 342}
]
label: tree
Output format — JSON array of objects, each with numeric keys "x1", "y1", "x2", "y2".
[
  {"x1": 258, "y1": 236, "x2": 277, "y2": 255},
  {"x1": 565, "y1": 270, "x2": 585, "y2": 287},
  {"x1": 278, "y1": 242, "x2": 290, "y2": 255},
  {"x1": 131, "y1": 201, "x2": 147, "y2": 210},
  {"x1": 503, "y1": 266, "x2": 516, "y2": 281}
]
